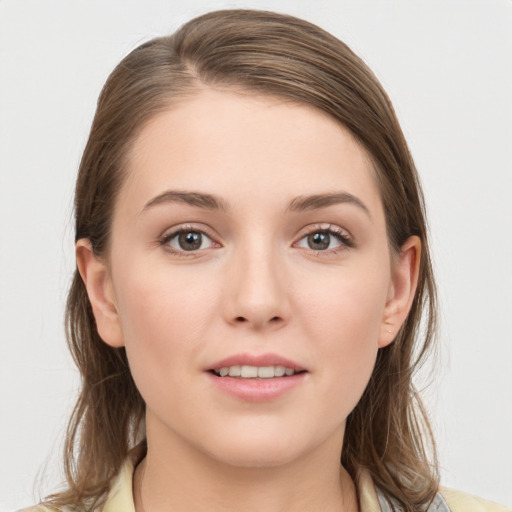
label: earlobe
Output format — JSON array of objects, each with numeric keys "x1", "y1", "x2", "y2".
[
  {"x1": 378, "y1": 236, "x2": 421, "y2": 348},
  {"x1": 75, "y1": 239, "x2": 125, "y2": 348}
]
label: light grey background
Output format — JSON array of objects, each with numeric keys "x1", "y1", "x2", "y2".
[{"x1": 1, "y1": 1, "x2": 511, "y2": 510}]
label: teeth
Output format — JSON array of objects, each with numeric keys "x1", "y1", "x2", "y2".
[
  {"x1": 215, "y1": 365, "x2": 298, "y2": 378},
  {"x1": 241, "y1": 365, "x2": 258, "y2": 378},
  {"x1": 274, "y1": 366, "x2": 286, "y2": 377},
  {"x1": 257, "y1": 366, "x2": 274, "y2": 378},
  {"x1": 228, "y1": 365, "x2": 241, "y2": 377}
]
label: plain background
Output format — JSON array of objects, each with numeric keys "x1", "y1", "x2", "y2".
[{"x1": 1, "y1": 0, "x2": 511, "y2": 510}]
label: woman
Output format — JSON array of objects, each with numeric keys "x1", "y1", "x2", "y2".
[{"x1": 33, "y1": 9, "x2": 508, "y2": 512}]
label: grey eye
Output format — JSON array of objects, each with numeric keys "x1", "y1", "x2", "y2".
[
  {"x1": 166, "y1": 230, "x2": 214, "y2": 252},
  {"x1": 295, "y1": 227, "x2": 350, "y2": 252},
  {"x1": 307, "y1": 232, "x2": 331, "y2": 250},
  {"x1": 178, "y1": 231, "x2": 203, "y2": 251}
]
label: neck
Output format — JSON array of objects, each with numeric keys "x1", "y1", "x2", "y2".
[{"x1": 133, "y1": 422, "x2": 358, "y2": 512}]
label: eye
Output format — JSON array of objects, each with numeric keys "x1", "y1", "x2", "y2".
[
  {"x1": 295, "y1": 226, "x2": 353, "y2": 252},
  {"x1": 160, "y1": 228, "x2": 217, "y2": 254}
]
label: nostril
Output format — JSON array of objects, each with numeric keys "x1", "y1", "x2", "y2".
[{"x1": 234, "y1": 315, "x2": 282, "y2": 324}]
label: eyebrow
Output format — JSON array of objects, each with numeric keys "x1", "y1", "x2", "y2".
[
  {"x1": 287, "y1": 192, "x2": 371, "y2": 217},
  {"x1": 142, "y1": 190, "x2": 229, "y2": 213},
  {"x1": 141, "y1": 189, "x2": 370, "y2": 217}
]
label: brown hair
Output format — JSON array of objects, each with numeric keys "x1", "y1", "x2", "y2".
[{"x1": 45, "y1": 9, "x2": 438, "y2": 511}]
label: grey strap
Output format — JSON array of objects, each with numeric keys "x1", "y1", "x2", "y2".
[{"x1": 375, "y1": 487, "x2": 451, "y2": 511}]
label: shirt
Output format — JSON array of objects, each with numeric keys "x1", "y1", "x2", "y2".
[{"x1": 99, "y1": 449, "x2": 510, "y2": 512}]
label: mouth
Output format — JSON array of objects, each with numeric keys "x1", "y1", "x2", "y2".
[
  {"x1": 207, "y1": 353, "x2": 307, "y2": 380},
  {"x1": 206, "y1": 354, "x2": 307, "y2": 401},
  {"x1": 210, "y1": 365, "x2": 306, "y2": 379}
]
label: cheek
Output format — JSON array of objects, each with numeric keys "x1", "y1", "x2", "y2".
[
  {"x1": 297, "y1": 264, "x2": 389, "y2": 406},
  {"x1": 299, "y1": 263, "x2": 389, "y2": 345},
  {"x1": 116, "y1": 258, "x2": 219, "y2": 334},
  {"x1": 112, "y1": 265, "x2": 218, "y2": 392}
]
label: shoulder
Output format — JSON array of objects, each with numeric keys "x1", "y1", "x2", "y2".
[
  {"x1": 18, "y1": 445, "x2": 146, "y2": 512},
  {"x1": 18, "y1": 506, "x2": 77, "y2": 512},
  {"x1": 17, "y1": 507, "x2": 66, "y2": 512},
  {"x1": 18, "y1": 507, "x2": 53, "y2": 512},
  {"x1": 440, "y1": 487, "x2": 511, "y2": 512}
]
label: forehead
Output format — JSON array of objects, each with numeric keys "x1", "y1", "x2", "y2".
[{"x1": 120, "y1": 88, "x2": 382, "y2": 217}]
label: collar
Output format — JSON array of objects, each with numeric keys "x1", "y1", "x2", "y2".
[{"x1": 101, "y1": 448, "x2": 420, "y2": 512}]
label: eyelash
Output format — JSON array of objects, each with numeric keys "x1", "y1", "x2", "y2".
[
  {"x1": 157, "y1": 223, "x2": 354, "y2": 258},
  {"x1": 158, "y1": 224, "x2": 219, "y2": 258},
  {"x1": 294, "y1": 224, "x2": 354, "y2": 255}
]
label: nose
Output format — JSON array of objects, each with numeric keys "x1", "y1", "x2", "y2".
[{"x1": 223, "y1": 242, "x2": 291, "y2": 331}]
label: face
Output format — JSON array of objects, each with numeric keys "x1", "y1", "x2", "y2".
[{"x1": 80, "y1": 88, "x2": 418, "y2": 469}]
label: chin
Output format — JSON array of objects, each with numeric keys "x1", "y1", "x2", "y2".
[
  {"x1": 210, "y1": 445, "x2": 300, "y2": 469},
  {"x1": 198, "y1": 426, "x2": 318, "y2": 469}
]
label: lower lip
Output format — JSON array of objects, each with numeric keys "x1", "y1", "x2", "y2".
[{"x1": 206, "y1": 372, "x2": 306, "y2": 402}]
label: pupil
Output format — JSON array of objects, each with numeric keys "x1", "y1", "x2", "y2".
[
  {"x1": 179, "y1": 231, "x2": 202, "y2": 250},
  {"x1": 308, "y1": 232, "x2": 330, "y2": 250}
]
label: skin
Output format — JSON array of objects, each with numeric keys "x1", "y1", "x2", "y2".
[{"x1": 77, "y1": 88, "x2": 420, "y2": 512}]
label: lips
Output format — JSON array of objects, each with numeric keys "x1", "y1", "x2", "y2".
[
  {"x1": 206, "y1": 353, "x2": 307, "y2": 401},
  {"x1": 213, "y1": 365, "x2": 298, "y2": 378},
  {"x1": 208, "y1": 353, "x2": 306, "y2": 376}
]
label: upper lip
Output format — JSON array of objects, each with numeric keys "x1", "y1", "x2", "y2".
[{"x1": 208, "y1": 353, "x2": 306, "y2": 372}]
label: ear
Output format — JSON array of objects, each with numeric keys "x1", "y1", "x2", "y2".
[
  {"x1": 378, "y1": 236, "x2": 421, "y2": 348},
  {"x1": 75, "y1": 239, "x2": 125, "y2": 348}
]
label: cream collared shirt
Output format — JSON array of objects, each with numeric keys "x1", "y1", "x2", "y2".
[{"x1": 100, "y1": 451, "x2": 510, "y2": 512}]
